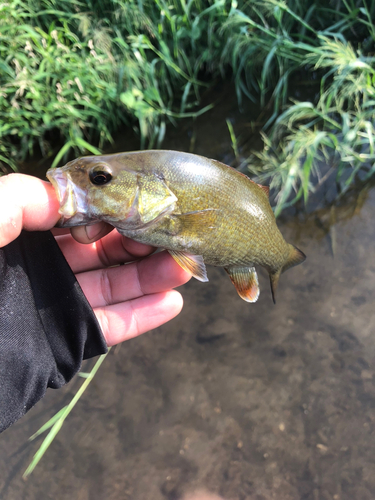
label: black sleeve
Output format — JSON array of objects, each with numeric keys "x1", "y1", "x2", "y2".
[{"x1": 0, "y1": 230, "x2": 107, "y2": 433}]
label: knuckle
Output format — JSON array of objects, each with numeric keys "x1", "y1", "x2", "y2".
[
  {"x1": 95, "y1": 309, "x2": 110, "y2": 344},
  {"x1": 129, "y1": 300, "x2": 141, "y2": 336},
  {"x1": 95, "y1": 238, "x2": 111, "y2": 267},
  {"x1": 134, "y1": 263, "x2": 145, "y2": 297},
  {"x1": 99, "y1": 269, "x2": 113, "y2": 306}
]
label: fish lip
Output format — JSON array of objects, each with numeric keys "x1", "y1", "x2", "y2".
[
  {"x1": 47, "y1": 169, "x2": 68, "y2": 208},
  {"x1": 47, "y1": 168, "x2": 89, "y2": 226}
]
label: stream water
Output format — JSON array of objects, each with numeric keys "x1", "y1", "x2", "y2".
[{"x1": 0, "y1": 85, "x2": 374, "y2": 500}]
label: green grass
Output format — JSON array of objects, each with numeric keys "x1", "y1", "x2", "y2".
[
  {"x1": 24, "y1": 351, "x2": 109, "y2": 477},
  {"x1": 221, "y1": 0, "x2": 375, "y2": 214},
  {"x1": 0, "y1": 0, "x2": 374, "y2": 211},
  {"x1": 0, "y1": 0, "x2": 227, "y2": 170},
  {"x1": 240, "y1": 24, "x2": 375, "y2": 214}
]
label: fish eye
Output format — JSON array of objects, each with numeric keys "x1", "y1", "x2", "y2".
[{"x1": 89, "y1": 166, "x2": 113, "y2": 185}]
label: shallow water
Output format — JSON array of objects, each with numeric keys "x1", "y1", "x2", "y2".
[{"x1": 1, "y1": 86, "x2": 375, "y2": 500}]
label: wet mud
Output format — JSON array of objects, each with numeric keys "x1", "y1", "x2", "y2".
[{"x1": 1, "y1": 87, "x2": 375, "y2": 500}]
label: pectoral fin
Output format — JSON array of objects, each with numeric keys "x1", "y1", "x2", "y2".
[
  {"x1": 168, "y1": 250, "x2": 208, "y2": 282},
  {"x1": 172, "y1": 209, "x2": 218, "y2": 232},
  {"x1": 225, "y1": 266, "x2": 260, "y2": 303}
]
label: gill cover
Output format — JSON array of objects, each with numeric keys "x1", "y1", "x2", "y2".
[
  {"x1": 136, "y1": 174, "x2": 178, "y2": 225},
  {"x1": 113, "y1": 173, "x2": 178, "y2": 230}
]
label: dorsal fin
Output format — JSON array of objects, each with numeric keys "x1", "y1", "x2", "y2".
[
  {"x1": 247, "y1": 177, "x2": 270, "y2": 197},
  {"x1": 257, "y1": 184, "x2": 269, "y2": 197}
]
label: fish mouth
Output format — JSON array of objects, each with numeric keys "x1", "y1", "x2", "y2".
[{"x1": 47, "y1": 168, "x2": 91, "y2": 227}]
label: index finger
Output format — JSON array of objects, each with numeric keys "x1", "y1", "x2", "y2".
[
  {"x1": 55, "y1": 229, "x2": 156, "y2": 273},
  {"x1": 0, "y1": 174, "x2": 60, "y2": 247}
]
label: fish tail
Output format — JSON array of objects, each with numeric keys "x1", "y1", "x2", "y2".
[
  {"x1": 269, "y1": 270, "x2": 281, "y2": 305},
  {"x1": 283, "y1": 244, "x2": 306, "y2": 273},
  {"x1": 269, "y1": 244, "x2": 306, "y2": 304}
]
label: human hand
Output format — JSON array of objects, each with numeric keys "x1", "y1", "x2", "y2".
[
  {"x1": 55, "y1": 228, "x2": 191, "y2": 345},
  {"x1": 0, "y1": 174, "x2": 191, "y2": 345}
]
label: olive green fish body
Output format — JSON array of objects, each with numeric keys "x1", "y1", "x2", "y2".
[{"x1": 47, "y1": 150, "x2": 305, "y2": 302}]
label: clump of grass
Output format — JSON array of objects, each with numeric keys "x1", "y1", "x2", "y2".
[
  {"x1": 221, "y1": 0, "x2": 321, "y2": 121},
  {"x1": 0, "y1": 0, "x2": 228, "y2": 170},
  {"x1": 249, "y1": 33, "x2": 375, "y2": 215},
  {"x1": 221, "y1": 0, "x2": 375, "y2": 214},
  {"x1": 221, "y1": 0, "x2": 374, "y2": 115},
  {"x1": 0, "y1": 6, "x2": 122, "y2": 168}
]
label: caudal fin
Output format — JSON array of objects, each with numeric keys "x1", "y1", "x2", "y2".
[
  {"x1": 269, "y1": 244, "x2": 306, "y2": 304},
  {"x1": 282, "y1": 244, "x2": 306, "y2": 273}
]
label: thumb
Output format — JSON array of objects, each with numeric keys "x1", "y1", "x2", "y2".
[{"x1": 0, "y1": 173, "x2": 60, "y2": 248}]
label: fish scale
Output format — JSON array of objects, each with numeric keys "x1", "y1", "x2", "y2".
[{"x1": 47, "y1": 150, "x2": 306, "y2": 303}]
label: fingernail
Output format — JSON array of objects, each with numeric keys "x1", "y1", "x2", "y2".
[{"x1": 85, "y1": 223, "x2": 103, "y2": 240}]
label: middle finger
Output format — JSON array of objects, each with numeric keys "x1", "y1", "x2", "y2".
[{"x1": 76, "y1": 250, "x2": 192, "y2": 307}]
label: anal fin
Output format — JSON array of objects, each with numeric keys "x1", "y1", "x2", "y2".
[
  {"x1": 225, "y1": 266, "x2": 260, "y2": 303},
  {"x1": 168, "y1": 250, "x2": 208, "y2": 282}
]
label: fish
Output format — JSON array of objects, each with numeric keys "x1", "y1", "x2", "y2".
[{"x1": 47, "y1": 150, "x2": 306, "y2": 303}]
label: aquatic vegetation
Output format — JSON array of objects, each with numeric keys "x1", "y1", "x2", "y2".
[{"x1": 251, "y1": 45, "x2": 375, "y2": 216}]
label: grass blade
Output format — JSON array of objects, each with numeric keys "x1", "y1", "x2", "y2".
[{"x1": 23, "y1": 351, "x2": 109, "y2": 478}]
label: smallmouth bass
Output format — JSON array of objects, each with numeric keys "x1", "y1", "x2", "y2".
[{"x1": 47, "y1": 150, "x2": 306, "y2": 302}]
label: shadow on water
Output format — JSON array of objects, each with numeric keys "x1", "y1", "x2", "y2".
[{"x1": 1, "y1": 83, "x2": 375, "y2": 500}]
